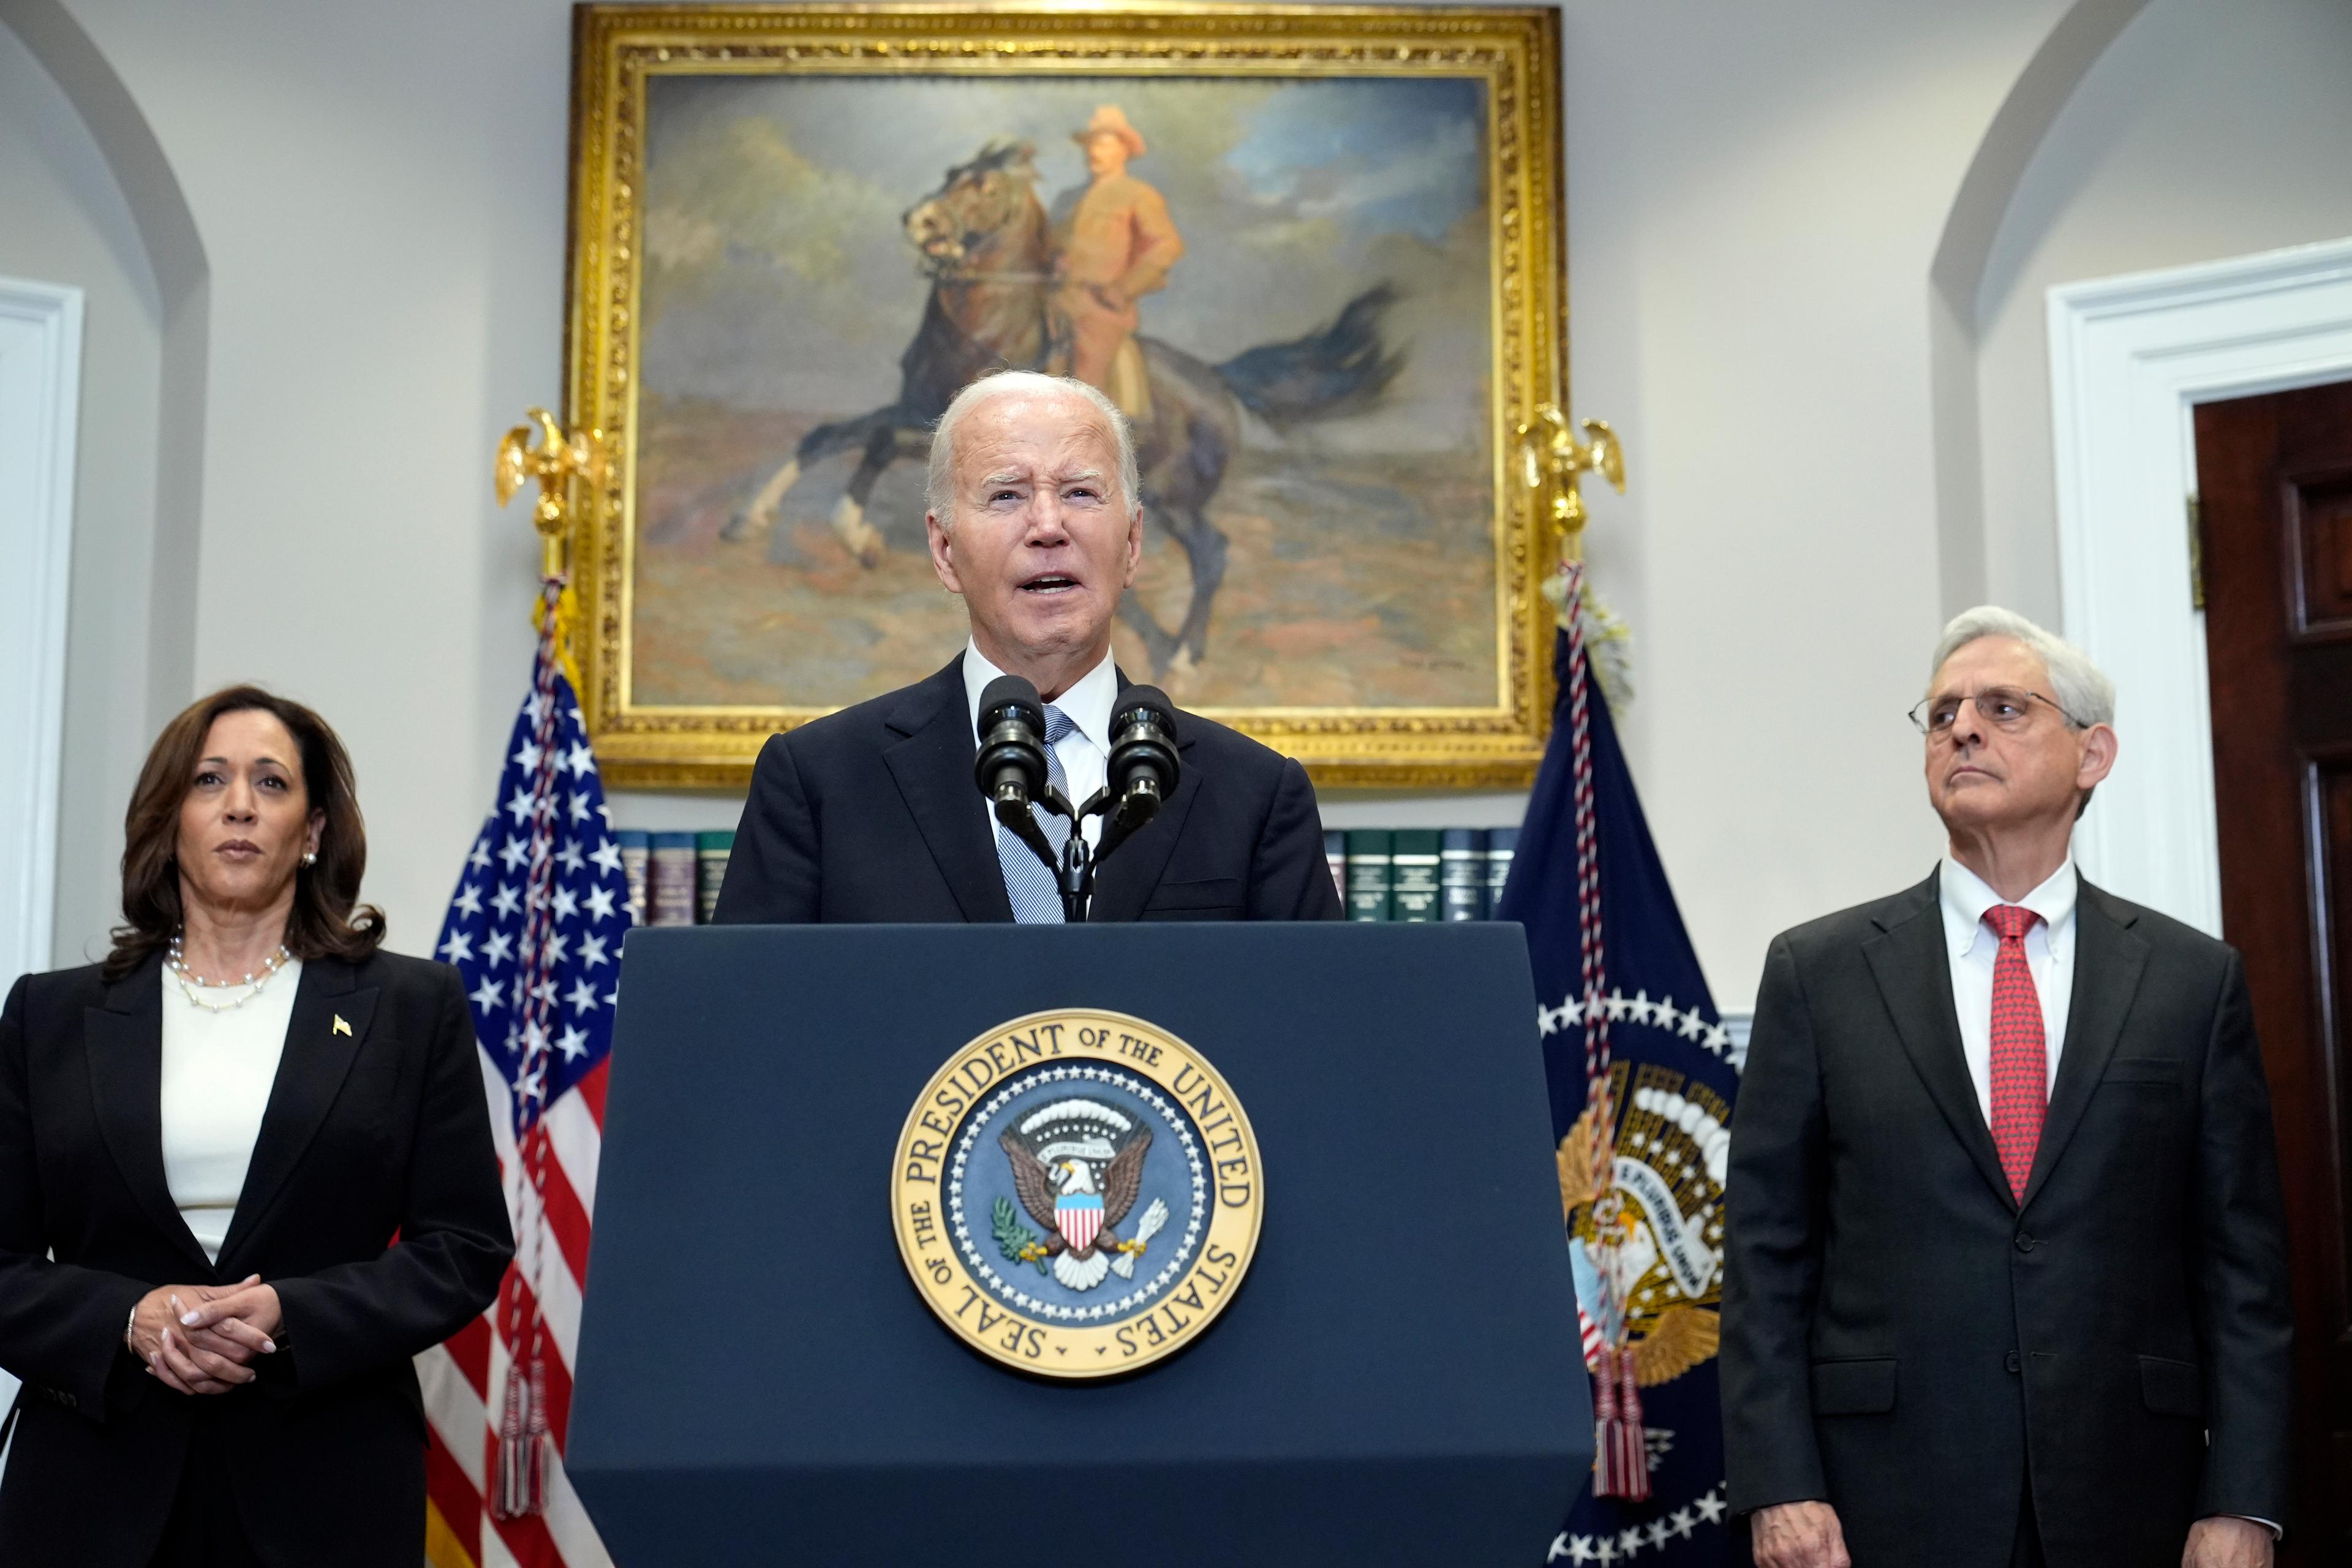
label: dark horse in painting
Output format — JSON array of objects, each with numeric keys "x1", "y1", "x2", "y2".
[{"x1": 719, "y1": 139, "x2": 1403, "y2": 678}]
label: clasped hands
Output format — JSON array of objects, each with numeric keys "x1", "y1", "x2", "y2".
[
  {"x1": 127, "y1": 1275, "x2": 284, "y2": 1396},
  {"x1": 1749, "y1": 1502, "x2": 2272, "y2": 1567}
]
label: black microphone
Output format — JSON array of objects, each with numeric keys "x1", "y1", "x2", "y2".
[
  {"x1": 1106, "y1": 685, "x2": 1180, "y2": 827},
  {"x1": 973, "y1": 675, "x2": 1049, "y2": 811}
]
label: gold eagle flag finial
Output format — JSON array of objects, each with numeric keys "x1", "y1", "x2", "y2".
[
  {"x1": 494, "y1": 408, "x2": 606, "y2": 581},
  {"x1": 1515, "y1": 404, "x2": 1625, "y2": 564}
]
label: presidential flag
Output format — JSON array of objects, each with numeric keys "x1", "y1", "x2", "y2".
[
  {"x1": 1498, "y1": 565, "x2": 1741, "y2": 1566},
  {"x1": 420, "y1": 588, "x2": 625, "y2": 1568}
]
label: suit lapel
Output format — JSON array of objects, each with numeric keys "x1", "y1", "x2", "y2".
[
  {"x1": 883, "y1": 659, "x2": 1014, "y2": 924},
  {"x1": 2019, "y1": 881, "x2": 2147, "y2": 1209},
  {"x1": 214, "y1": 959, "x2": 375, "y2": 1270},
  {"x1": 84, "y1": 956, "x2": 214, "y2": 1275},
  {"x1": 1862, "y1": 872, "x2": 2017, "y2": 1210}
]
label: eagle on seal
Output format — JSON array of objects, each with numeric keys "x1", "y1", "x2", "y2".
[{"x1": 1000, "y1": 1126, "x2": 1159, "y2": 1291}]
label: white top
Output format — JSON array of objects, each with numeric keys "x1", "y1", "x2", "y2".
[
  {"x1": 159, "y1": 959, "x2": 301, "y2": 1262},
  {"x1": 962, "y1": 641, "x2": 1117, "y2": 850},
  {"x1": 1937, "y1": 856, "x2": 2075, "y2": 1124}
]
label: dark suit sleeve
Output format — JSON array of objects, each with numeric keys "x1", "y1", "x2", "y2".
[
  {"x1": 713, "y1": 733, "x2": 820, "y2": 924},
  {"x1": 2189, "y1": 951, "x2": 2294, "y2": 1526},
  {"x1": 269, "y1": 967, "x2": 513, "y2": 1393},
  {"x1": 1244, "y1": 757, "x2": 1341, "y2": 921},
  {"x1": 0, "y1": 975, "x2": 149, "y2": 1419},
  {"x1": 1721, "y1": 932, "x2": 1831, "y2": 1514}
]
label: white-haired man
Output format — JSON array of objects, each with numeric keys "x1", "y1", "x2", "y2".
[
  {"x1": 1723, "y1": 608, "x2": 2292, "y2": 1568},
  {"x1": 713, "y1": 370, "x2": 1341, "y2": 924}
]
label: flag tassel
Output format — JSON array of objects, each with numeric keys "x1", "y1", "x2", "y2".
[
  {"x1": 491, "y1": 1358, "x2": 546, "y2": 1518},
  {"x1": 1591, "y1": 1342, "x2": 1652, "y2": 1501}
]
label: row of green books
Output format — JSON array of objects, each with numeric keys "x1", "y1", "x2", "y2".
[
  {"x1": 613, "y1": 830, "x2": 733, "y2": 927},
  {"x1": 612, "y1": 824, "x2": 1522, "y2": 925},
  {"x1": 1327, "y1": 828, "x2": 1519, "y2": 922}
]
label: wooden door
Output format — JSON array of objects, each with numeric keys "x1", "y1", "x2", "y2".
[{"x1": 2195, "y1": 377, "x2": 2352, "y2": 1564}]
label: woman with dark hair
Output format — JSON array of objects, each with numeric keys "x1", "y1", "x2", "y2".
[{"x1": 0, "y1": 686, "x2": 513, "y2": 1567}]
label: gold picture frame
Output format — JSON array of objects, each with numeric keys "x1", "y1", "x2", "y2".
[{"x1": 562, "y1": 2, "x2": 1565, "y2": 790}]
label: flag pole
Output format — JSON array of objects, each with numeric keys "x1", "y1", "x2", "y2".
[
  {"x1": 1515, "y1": 401, "x2": 1649, "y2": 1498},
  {"x1": 485, "y1": 409, "x2": 603, "y2": 1521},
  {"x1": 495, "y1": 409, "x2": 606, "y2": 695},
  {"x1": 1513, "y1": 403, "x2": 1624, "y2": 565},
  {"x1": 494, "y1": 407, "x2": 605, "y2": 582}
]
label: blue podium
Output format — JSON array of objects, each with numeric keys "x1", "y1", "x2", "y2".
[{"x1": 568, "y1": 922, "x2": 1590, "y2": 1565}]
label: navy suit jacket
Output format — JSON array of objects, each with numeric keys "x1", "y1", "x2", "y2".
[{"x1": 712, "y1": 657, "x2": 1342, "y2": 924}]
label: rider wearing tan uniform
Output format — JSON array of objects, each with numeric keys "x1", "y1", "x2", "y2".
[{"x1": 1052, "y1": 105, "x2": 1184, "y2": 420}]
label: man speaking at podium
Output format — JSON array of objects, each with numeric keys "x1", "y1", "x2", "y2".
[{"x1": 712, "y1": 370, "x2": 1342, "y2": 925}]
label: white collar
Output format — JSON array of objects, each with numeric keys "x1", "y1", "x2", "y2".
[
  {"x1": 961, "y1": 641, "x2": 1118, "y2": 752},
  {"x1": 1939, "y1": 853, "x2": 2078, "y2": 956}
]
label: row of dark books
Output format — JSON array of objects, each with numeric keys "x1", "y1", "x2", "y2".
[
  {"x1": 610, "y1": 824, "x2": 1523, "y2": 925},
  {"x1": 1327, "y1": 827, "x2": 1520, "y2": 922},
  {"x1": 612, "y1": 830, "x2": 733, "y2": 926}
]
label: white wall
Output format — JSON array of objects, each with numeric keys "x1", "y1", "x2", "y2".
[
  {"x1": 15, "y1": 0, "x2": 570, "y2": 973},
  {"x1": 0, "y1": 20, "x2": 164, "y2": 970},
  {"x1": 1553, "y1": 0, "x2": 2076, "y2": 1004},
  {"x1": 14, "y1": 0, "x2": 2344, "y2": 1012},
  {"x1": 1975, "y1": 0, "x2": 2352, "y2": 627}
]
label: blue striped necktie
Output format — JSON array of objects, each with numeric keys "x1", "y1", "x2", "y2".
[{"x1": 997, "y1": 704, "x2": 1076, "y2": 924}]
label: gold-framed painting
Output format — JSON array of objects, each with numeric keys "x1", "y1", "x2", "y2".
[{"x1": 562, "y1": 2, "x2": 1565, "y2": 789}]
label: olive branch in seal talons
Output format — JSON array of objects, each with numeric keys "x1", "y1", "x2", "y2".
[{"x1": 992, "y1": 1197, "x2": 1049, "y2": 1274}]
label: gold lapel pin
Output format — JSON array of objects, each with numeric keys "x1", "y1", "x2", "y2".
[{"x1": 333, "y1": 1014, "x2": 352, "y2": 1037}]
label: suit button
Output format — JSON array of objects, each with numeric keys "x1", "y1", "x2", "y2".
[
  {"x1": 2015, "y1": 1232, "x2": 2035, "y2": 1252},
  {"x1": 2005, "y1": 1351, "x2": 2022, "y2": 1373}
]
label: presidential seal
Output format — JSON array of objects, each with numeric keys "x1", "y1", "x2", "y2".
[
  {"x1": 1561, "y1": 1056, "x2": 1728, "y2": 1400},
  {"x1": 891, "y1": 1009, "x2": 1262, "y2": 1378}
]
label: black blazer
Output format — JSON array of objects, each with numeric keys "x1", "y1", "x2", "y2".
[
  {"x1": 713, "y1": 656, "x2": 1343, "y2": 923},
  {"x1": 1721, "y1": 870, "x2": 2294, "y2": 1567},
  {"x1": 0, "y1": 951, "x2": 513, "y2": 1568}
]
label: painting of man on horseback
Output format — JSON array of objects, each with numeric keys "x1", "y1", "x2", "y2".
[
  {"x1": 720, "y1": 106, "x2": 1403, "y2": 682},
  {"x1": 638, "y1": 72, "x2": 1497, "y2": 710}
]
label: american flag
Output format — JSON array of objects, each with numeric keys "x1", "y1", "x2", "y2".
[{"x1": 420, "y1": 597, "x2": 625, "y2": 1568}]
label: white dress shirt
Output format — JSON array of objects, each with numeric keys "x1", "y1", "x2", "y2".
[
  {"x1": 962, "y1": 641, "x2": 1116, "y2": 850},
  {"x1": 1937, "y1": 855, "x2": 2075, "y2": 1125},
  {"x1": 159, "y1": 960, "x2": 301, "y2": 1262}
]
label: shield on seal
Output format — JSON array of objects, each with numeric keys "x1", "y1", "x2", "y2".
[{"x1": 1057, "y1": 1189, "x2": 1104, "y2": 1252}]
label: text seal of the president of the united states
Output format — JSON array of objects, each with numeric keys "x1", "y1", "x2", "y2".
[{"x1": 892, "y1": 1009, "x2": 1263, "y2": 1378}]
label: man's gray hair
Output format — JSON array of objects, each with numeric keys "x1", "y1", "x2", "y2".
[
  {"x1": 924, "y1": 370, "x2": 1142, "y2": 524},
  {"x1": 1928, "y1": 605, "x2": 2116, "y2": 728}
]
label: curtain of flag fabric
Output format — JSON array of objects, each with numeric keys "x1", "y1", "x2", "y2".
[
  {"x1": 420, "y1": 611, "x2": 627, "y2": 1568},
  {"x1": 1499, "y1": 577, "x2": 1743, "y2": 1567}
]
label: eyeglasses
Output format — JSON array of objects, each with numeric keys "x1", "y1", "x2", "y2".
[{"x1": 1908, "y1": 685, "x2": 2081, "y2": 737}]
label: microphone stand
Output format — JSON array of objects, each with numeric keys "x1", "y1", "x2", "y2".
[{"x1": 994, "y1": 785, "x2": 1159, "y2": 923}]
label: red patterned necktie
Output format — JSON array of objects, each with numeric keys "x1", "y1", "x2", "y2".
[{"x1": 1984, "y1": 903, "x2": 2048, "y2": 1200}]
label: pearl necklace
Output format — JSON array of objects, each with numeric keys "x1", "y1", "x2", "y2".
[{"x1": 166, "y1": 933, "x2": 292, "y2": 1013}]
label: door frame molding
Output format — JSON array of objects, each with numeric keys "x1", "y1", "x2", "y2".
[
  {"x1": 0, "y1": 274, "x2": 83, "y2": 989},
  {"x1": 2047, "y1": 237, "x2": 2352, "y2": 935}
]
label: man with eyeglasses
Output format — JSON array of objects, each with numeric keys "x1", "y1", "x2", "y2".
[{"x1": 1722, "y1": 606, "x2": 2291, "y2": 1568}]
